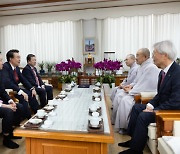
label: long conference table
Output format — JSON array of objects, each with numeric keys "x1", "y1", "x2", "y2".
[{"x1": 14, "y1": 86, "x2": 114, "y2": 154}]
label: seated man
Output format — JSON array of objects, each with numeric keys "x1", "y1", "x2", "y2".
[
  {"x1": 110, "y1": 54, "x2": 139, "y2": 103},
  {"x1": 112, "y1": 48, "x2": 160, "y2": 133},
  {"x1": 0, "y1": 53, "x2": 22, "y2": 149},
  {"x1": 22, "y1": 54, "x2": 53, "y2": 108},
  {"x1": 118, "y1": 40, "x2": 180, "y2": 154},
  {"x1": 3, "y1": 49, "x2": 39, "y2": 119}
]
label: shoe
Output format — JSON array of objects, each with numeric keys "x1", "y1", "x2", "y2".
[
  {"x1": 118, "y1": 148, "x2": 143, "y2": 154},
  {"x1": 10, "y1": 133, "x2": 22, "y2": 139},
  {"x1": 3, "y1": 136, "x2": 19, "y2": 149},
  {"x1": 118, "y1": 140, "x2": 131, "y2": 147}
]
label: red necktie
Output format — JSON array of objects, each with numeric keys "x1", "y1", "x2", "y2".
[
  {"x1": 160, "y1": 70, "x2": 166, "y2": 85},
  {"x1": 14, "y1": 69, "x2": 19, "y2": 82},
  {"x1": 32, "y1": 67, "x2": 40, "y2": 86}
]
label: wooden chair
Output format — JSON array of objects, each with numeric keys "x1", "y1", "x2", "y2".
[
  {"x1": 134, "y1": 93, "x2": 180, "y2": 154},
  {"x1": 5, "y1": 89, "x2": 19, "y2": 103}
]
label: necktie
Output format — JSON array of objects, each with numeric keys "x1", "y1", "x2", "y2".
[
  {"x1": 14, "y1": 68, "x2": 19, "y2": 82},
  {"x1": 160, "y1": 70, "x2": 166, "y2": 85},
  {"x1": 32, "y1": 67, "x2": 40, "y2": 86}
]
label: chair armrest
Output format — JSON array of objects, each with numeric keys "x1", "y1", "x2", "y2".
[
  {"x1": 134, "y1": 94, "x2": 141, "y2": 103},
  {"x1": 8, "y1": 91, "x2": 19, "y2": 103},
  {"x1": 134, "y1": 93, "x2": 153, "y2": 104},
  {"x1": 155, "y1": 111, "x2": 180, "y2": 138}
]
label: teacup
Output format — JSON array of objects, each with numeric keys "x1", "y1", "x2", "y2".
[
  {"x1": 92, "y1": 112, "x2": 99, "y2": 117},
  {"x1": 94, "y1": 87, "x2": 100, "y2": 91},
  {"x1": 37, "y1": 109, "x2": 45, "y2": 118},
  {"x1": 95, "y1": 97, "x2": 101, "y2": 102},
  {"x1": 90, "y1": 118, "x2": 101, "y2": 127}
]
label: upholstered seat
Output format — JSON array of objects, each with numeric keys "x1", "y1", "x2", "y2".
[{"x1": 158, "y1": 120, "x2": 180, "y2": 154}]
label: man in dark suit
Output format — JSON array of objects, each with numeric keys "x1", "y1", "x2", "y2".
[
  {"x1": 3, "y1": 49, "x2": 39, "y2": 119},
  {"x1": 118, "y1": 40, "x2": 180, "y2": 154},
  {"x1": 22, "y1": 54, "x2": 53, "y2": 108},
  {"x1": 0, "y1": 53, "x2": 23, "y2": 149}
]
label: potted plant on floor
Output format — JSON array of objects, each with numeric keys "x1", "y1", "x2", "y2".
[
  {"x1": 38, "y1": 61, "x2": 45, "y2": 75},
  {"x1": 46, "y1": 62, "x2": 56, "y2": 76}
]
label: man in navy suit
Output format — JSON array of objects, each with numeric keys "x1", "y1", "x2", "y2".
[
  {"x1": 3, "y1": 49, "x2": 39, "y2": 119},
  {"x1": 22, "y1": 54, "x2": 53, "y2": 108},
  {"x1": 0, "y1": 53, "x2": 23, "y2": 149},
  {"x1": 118, "y1": 40, "x2": 180, "y2": 154}
]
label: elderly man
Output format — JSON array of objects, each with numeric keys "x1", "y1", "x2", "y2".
[
  {"x1": 110, "y1": 54, "x2": 138, "y2": 102},
  {"x1": 22, "y1": 54, "x2": 53, "y2": 108},
  {"x1": 112, "y1": 48, "x2": 160, "y2": 133},
  {"x1": 118, "y1": 40, "x2": 180, "y2": 154}
]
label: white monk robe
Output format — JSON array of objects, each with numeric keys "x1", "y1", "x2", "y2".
[
  {"x1": 111, "y1": 63, "x2": 139, "y2": 124},
  {"x1": 114, "y1": 58, "x2": 160, "y2": 130},
  {"x1": 110, "y1": 62, "x2": 139, "y2": 102}
]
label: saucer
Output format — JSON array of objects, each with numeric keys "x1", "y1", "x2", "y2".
[{"x1": 29, "y1": 118, "x2": 42, "y2": 125}]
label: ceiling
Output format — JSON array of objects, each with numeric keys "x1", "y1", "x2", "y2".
[{"x1": 0, "y1": 0, "x2": 179, "y2": 17}]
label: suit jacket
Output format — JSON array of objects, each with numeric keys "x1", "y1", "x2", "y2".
[
  {"x1": 0, "y1": 70, "x2": 11, "y2": 103},
  {"x1": 22, "y1": 64, "x2": 44, "y2": 87},
  {"x1": 149, "y1": 62, "x2": 180, "y2": 110},
  {"x1": 3, "y1": 62, "x2": 33, "y2": 92}
]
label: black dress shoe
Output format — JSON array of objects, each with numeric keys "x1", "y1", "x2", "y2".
[
  {"x1": 10, "y1": 133, "x2": 22, "y2": 139},
  {"x1": 118, "y1": 140, "x2": 131, "y2": 147},
  {"x1": 118, "y1": 148, "x2": 143, "y2": 154},
  {"x1": 3, "y1": 136, "x2": 19, "y2": 149}
]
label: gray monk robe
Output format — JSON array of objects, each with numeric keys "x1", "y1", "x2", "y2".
[
  {"x1": 114, "y1": 58, "x2": 160, "y2": 130},
  {"x1": 110, "y1": 62, "x2": 139, "y2": 103}
]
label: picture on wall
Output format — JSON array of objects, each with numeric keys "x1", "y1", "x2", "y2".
[{"x1": 84, "y1": 38, "x2": 95, "y2": 54}]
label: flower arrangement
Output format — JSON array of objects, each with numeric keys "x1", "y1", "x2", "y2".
[
  {"x1": 56, "y1": 59, "x2": 81, "y2": 83},
  {"x1": 94, "y1": 59, "x2": 122, "y2": 87}
]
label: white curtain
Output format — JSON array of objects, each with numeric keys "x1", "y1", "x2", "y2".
[
  {"x1": 0, "y1": 20, "x2": 83, "y2": 67},
  {"x1": 103, "y1": 13, "x2": 180, "y2": 60}
]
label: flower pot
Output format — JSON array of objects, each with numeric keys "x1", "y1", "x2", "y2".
[
  {"x1": 40, "y1": 69, "x2": 45, "y2": 75},
  {"x1": 103, "y1": 83, "x2": 115, "y2": 96}
]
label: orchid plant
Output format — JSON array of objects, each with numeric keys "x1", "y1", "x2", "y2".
[
  {"x1": 94, "y1": 59, "x2": 122, "y2": 87},
  {"x1": 56, "y1": 59, "x2": 81, "y2": 83}
]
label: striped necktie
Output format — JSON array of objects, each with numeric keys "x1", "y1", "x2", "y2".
[{"x1": 32, "y1": 67, "x2": 40, "y2": 86}]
